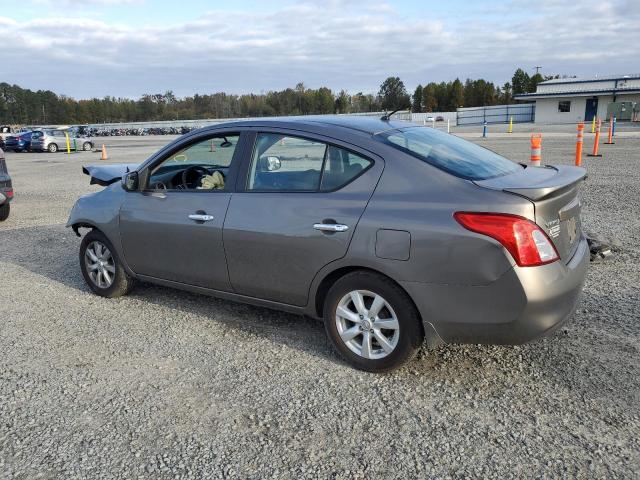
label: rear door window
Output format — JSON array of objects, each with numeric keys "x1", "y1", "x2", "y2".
[
  {"x1": 247, "y1": 133, "x2": 372, "y2": 192},
  {"x1": 247, "y1": 134, "x2": 326, "y2": 191},
  {"x1": 379, "y1": 126, "x2": 521, "y2": 180}
]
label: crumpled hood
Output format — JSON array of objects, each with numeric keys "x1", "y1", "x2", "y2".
[{"x1": 83, "y1": 163, "x2": 139, "y2": 186}]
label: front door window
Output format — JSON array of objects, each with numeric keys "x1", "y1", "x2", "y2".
[{"x1": 148, "y1": 135, "x2": 239, "y2": 191}]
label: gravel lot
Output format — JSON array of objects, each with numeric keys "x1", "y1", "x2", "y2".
[{"x1": 1, "y1": 126, "x2": 639, "y2": 479}]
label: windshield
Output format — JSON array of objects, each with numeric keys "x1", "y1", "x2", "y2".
[{"x1": 378, "y1": 126, "x2": 522, "y2": 180}]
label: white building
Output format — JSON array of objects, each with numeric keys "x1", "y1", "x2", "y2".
[{"x1": 513, "y1": 74, "x2": 640, "y2": 124}]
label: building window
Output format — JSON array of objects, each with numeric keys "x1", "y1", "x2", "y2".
[{"x1": 558, "y1": 101, "x2": 571, "y2": 112}]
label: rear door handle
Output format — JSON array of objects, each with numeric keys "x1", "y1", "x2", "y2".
[
  {"x1": 313, "y1": 223, "x2": 349, "y2": 232},
  {"x1": 188, "y1": 214, "x2": 214, "y2": 222}
]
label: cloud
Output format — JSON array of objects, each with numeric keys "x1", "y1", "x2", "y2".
[{"x1": 1, "y1": 0, "x2": 639, "y2": 98}]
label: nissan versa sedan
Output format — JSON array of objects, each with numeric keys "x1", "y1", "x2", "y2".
[{"x1": 67, "y1": 116, "x2": 589, "y2": 372}]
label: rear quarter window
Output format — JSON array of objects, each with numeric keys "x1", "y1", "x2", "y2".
[{"x1": 379, "y1": 126, "x2": 521, "y2": 181}]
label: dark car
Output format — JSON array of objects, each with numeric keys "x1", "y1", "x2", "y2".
[
  {"x1": 0, "y1": 148, "x2": 13, "y2": 221},
  {"x1": 4, "y1": 131, "x2": 33, "y2": 152},
  {"x1": 67, "y1": 116, "x2": 589, "y2": 372}
]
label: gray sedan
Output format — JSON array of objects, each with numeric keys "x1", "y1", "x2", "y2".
[
  {"x1": 31, "y1": 129, "x2": 93, "y2": 153},
  {"x1": 67, "y1": 116, "x2": 588, "y2": 372}
]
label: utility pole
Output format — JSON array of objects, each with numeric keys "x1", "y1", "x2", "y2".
[{"x1": 535, "y1": 66, "x2": 542, "y2": 75}]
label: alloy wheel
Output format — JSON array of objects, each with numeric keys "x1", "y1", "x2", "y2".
[
  {"x1": 84, "y1": 241, "x2": 115, "y2": 289},
  {"x1": 335, "y1": 290, "x2": 400, "y2": 359}
]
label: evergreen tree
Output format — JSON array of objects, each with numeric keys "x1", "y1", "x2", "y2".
[
  {"x1": 412, "y1": 85, "x2": 423, "y2": 113},
  {"x1": 377, "y1": 77, "x2": 410, "y2": 111}
]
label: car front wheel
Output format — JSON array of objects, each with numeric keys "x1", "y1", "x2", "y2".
[
  {"x1": 324, "y1": 271, "x2": 424, "y2": 372},
  {"x1": 80, "y1": 230, "x2": 135, "y2": 298},
  {"x1": 82, "y1": 142, "x2": 92, "y2": 151},
  {"x1": 48, "y1": 143, "x2": 58, "y2": 153}
]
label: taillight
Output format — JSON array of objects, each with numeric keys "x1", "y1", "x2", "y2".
[
  {"x1": 454, "y1": 212, "x2": 559, "y2": 267},
  {"x1": 6, "y1": 189, "x2": 13, "y2": 198}
]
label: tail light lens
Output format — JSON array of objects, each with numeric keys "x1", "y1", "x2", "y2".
[
  {"x1": 454, "y1": 212, "x2": 559, "y2": 267},
  {"x1": 6, "y1": 188, "x2": 13, "y2": 198}
]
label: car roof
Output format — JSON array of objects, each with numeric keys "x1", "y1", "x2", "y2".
[{"x1": 208, "y1": 115, "x2": 411, "y2": 136}]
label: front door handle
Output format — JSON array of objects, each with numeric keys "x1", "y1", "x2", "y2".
[
  {"x1": 313, "y1": 223, "x2": 349, "y2": 232},
  {"x1": 188, "y1": 214, "x2": 214, "y2": 222}
]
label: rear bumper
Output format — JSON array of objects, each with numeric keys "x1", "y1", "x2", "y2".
[{"x1": 402, "y1": 236, "x2": 589, "y2": 345}]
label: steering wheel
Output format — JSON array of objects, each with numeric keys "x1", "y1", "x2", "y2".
[{"x1": 181, "y1": 165, "x2": 209, "y2": 189}]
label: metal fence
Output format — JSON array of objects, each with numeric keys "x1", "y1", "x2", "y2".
[
  {"x1": 25, "y1": 107, "x2": 533, "y2": 134},
  {"x1": 456, "y1": 104, "x2": 535, "y2": 125}
]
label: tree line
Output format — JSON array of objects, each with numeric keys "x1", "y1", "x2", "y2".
[{"x1": 0, "y1": 68, "x2": 564, "y2": 125}]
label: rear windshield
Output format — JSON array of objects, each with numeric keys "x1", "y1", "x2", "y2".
[{"x1": 378, "y1": 126, "x2": 522, "y2": 180}]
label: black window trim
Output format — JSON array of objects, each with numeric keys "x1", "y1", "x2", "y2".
[
  {"x1": 242, "y1": 130, "x2": 374, "y2": 194},
  {"x1": 558, "y1": 100, "x2": 571, "y2": 113}
]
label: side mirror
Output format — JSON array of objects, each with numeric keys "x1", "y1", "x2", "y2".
[
  {"x1": 266, "y1": 156, "x2": 281, "y2": 171},
  {"x1": 122, "y1": 171, "x2": 139, "y2": 191}
]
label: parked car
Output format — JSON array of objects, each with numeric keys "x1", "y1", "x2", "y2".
[
  {"x1": 67, "y1": 116, "x2": 589, "y2": 372},
  {"x1": 3, "y1": 131, "x2": 33, "y2": 152},
  {"x1": 0, "y1": 148, "x2": 13, "y2": 221},
  {"x1": 435, "y1": 116, "x2": 445, "y2": 122},
  {"x1": 31, "y1": 129, "x2": 94, "y2": 153},
  {"x1": 0, "y1": 125, "x2": 18, "y2": 143}
]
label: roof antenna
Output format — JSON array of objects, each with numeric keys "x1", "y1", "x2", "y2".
[{"x1": 381, "y1": 108, "x2": 403, "y2": 121}]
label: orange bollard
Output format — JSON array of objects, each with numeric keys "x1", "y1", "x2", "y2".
[
  {"x1": 575, "y1": 122, "x2": 584, "y2": 166},
  {"x1": 604, "y1": 114, "x2": 615, "y2": 145},
  {"x1": 100, "y1": 144, "x2": 108, "y2": 160},
  {"x1": 530, "y1": 134, "x2": 542, "y2": 166},
  {"x1": 588, "y1": 118, "x2": 602, "y2": 157}
]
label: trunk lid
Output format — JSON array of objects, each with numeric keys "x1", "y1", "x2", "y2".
[{"x1": 474, "y1": 165, "x2": 587, "y2": 263}]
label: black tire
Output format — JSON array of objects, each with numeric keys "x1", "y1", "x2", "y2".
[
  {"x1": 79, "y1": 229, "x2": 135, "y2": 298},
  {"x1": 48, "y1": 143, "x2": 58, "y2": 153},
  {"x1": 323, "y1": 271, "x2": 424, "y2": 372},
  {"x1": 82, "y1": 142, "x2": 92, "y2": 151},
  {"x1": 0, "y1": 203, "x2": 9, "y2": 222}
]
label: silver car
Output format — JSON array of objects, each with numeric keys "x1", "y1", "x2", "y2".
[
  {"x1": 31, "y1": 129, "x2": 93, "y2": 153},
  {"x1": 67, "y1": 116, "x2": 589, "y2": 372}
]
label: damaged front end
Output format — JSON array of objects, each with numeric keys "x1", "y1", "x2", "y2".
[
  {"x1": 67, "y1": 164, "x2": 135, "y2": 236},
  {"x1": 83, "y1": 163, "x2": 139, "y2": 186}
]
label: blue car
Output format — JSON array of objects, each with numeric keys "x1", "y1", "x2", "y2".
[{"x1": 4, "y1": 131, "x2": 33, "y2": 152}]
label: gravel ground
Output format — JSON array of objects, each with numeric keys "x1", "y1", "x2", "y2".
[{"x1": 0, "y1": 129, "x2": 639, "y2": 479}]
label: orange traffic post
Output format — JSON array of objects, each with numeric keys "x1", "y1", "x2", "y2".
[
  {"x1": 604, "y1": 114, "x2": 615, "y2": 145},
  {"x1": 575, "y1": 122, "x2": 584, "y2": 166},
  {"x1": 588, "y1": 118, "x2": 602, "y2": 157},
  {"x1": 101, "y1": 144, "x2": 108, "y2": 160},
  {"x1": 530, "y1": 133, "x2": 542, "y2": 166}
]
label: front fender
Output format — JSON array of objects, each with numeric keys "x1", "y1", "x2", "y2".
[{"x1": 66, "y1": 184, "x2": 133, "y2": 275}]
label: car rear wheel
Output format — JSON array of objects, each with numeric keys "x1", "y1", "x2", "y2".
[
  {"x1": 82, "y1": 142, "x2": 92, "y2": 151},
  {"x1": 48, "y1": 143, "x2": 58, "y2": 153},
  {"x1": 80, "y1": 230, "x2": 135, "y2": 298},
  {"x1": 323, "y1": 271, "x2": 423, "y2": 372},
  {"x1": 0, "y1": 203, "x2": 9, "y2": 222}
]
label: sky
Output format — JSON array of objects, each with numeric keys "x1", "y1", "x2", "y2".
[{"x1": 1, "y1": 0, "x2": 639, "y2": 99}]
